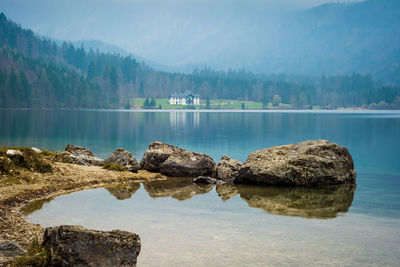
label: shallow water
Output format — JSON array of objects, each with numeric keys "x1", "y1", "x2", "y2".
[
  {"x1": 1, "y1": 110, "x2": 400, "y2": 266},
  {"x1": 24, "y1": 180, "x2": 399, "y2": 266}
]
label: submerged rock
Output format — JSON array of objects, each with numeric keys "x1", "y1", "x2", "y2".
[
  {"x1": 216, "y1": 155, "x2": 242, "y2": 183},
  {"x1": 236, "y1": 140, "x2": 356, "y2": 186},
  {"x1": 105, "y1": 148, "x2": 140, "y2": 172},
  {"x1": 160, "y1": 150, "x2": 216, "y2": 177},
  {"x1": 0, "y1": 241, "x2": 26, "y2": 257},
  {"x1": 43, "y1": 225, "x2": 140, "y2": 267},
  {"x1": 140, "y1": 141, "x2": 183, "y2": 172},
  {"x1": 237, "y1": 184, "x2": 355, "y2": 219},
  {"x1": 53, "y1": 145, "x2": 104, "y2": 166}
]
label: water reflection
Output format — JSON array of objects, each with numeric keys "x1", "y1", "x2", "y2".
[
  {"x1": 22, "y1": 196, "x2": 55, "y2": 215},
  {"x1": 108, "y1": 178, "x2": 355, "y2": 219},
  {"x1": 143, "y1": 178, "x2": 213, "y2": 200},
  {"x1": 216, "y1": 185, "x2": 239, "y2": 201},
  {"x1": 237, "y1": 184, "x2": 355, "y2": 219},
  {"x1": 105, "y1": 183, "x2": 141, "y2": 200},
  {"x1": 169, "y1": 111, "x2": 200, "y2": 128}
]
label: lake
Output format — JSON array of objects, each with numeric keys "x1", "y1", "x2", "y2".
[{"x1": 1, "y1": 110, "x2": 400, "y2": 266}]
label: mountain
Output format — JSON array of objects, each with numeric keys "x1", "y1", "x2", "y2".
[
  {"x1": 1, "y1": 0, "x2": 398, "y2": 84},
  {"x1": 252, "y1": 0, "x2": 400, "y2": 84},
  {"x1": 0, "y1": 12, "x2": 399, "y2": 109}
]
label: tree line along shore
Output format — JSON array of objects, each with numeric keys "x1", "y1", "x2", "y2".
[{"x1": 1, "y1": 12, "x2": 400, "y2": 110}]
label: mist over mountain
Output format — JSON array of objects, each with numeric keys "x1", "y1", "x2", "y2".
[{"x1": 1, "y1": 0, "x2": 398, "y2": 84}]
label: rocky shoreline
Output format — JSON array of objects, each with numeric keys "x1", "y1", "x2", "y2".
[{"x1": 0, "y1": 140, "x2": 356, "y2": 266}]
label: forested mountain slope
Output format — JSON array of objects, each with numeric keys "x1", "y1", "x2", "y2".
[{"x1": 0, "y1": 12, "x2": 399, "y2": 109}]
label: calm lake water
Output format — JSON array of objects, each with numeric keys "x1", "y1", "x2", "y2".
[{"x1": 1, "y1": 110, "x2": 400, "y2": 266}]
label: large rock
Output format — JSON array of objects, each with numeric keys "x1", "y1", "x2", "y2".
[
  {"x1": 105, "y1": 148, "x2": 140, "y2": 172},
  {"x1": 65, "y1": 144, "x2": 93, "y2": 157},
  {"x1": 236, "y1": 140, "x2": 356, "y2": 186},
  {"x1": 193, "y1": 176, "x2": 218, "y2": 184},
  {"x1": 0, "y1": 241, "x2": 26, "y2": 257},
  {"x1": 160, "y1": 150, "x2": 216, "y2": 177},
  {"x1": 216, "y1": 155, "x2": 242, "y2": 183},
  {"x1": 43, "y1": 225, "x2": 140, "y2": 267},
  {"x1": 53, "y1": 145, "x2": 104, "y2": 166},
  {"x1": 140, "y1": 142, "x2": 183, "y2": 172}
]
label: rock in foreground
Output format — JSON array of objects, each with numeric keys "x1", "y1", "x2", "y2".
[
  {"x1": 105, "y1": 148, "x2": 140, "y2": 172},
  {"x1": 161, "y1": 150, "x2": 216, "y2": 177},
  {"x1": 236, "y1": 140, "x2": 356, "y2": 186},
  {"x1": 0, "y1": 241, "x2": 26, "y2": 257},
  {"x1": 43, "y1": 225, "x2": 140, "y2": 267},
  {"x1": 140, "y1": 141, "x2": 183, "y2": 172}
]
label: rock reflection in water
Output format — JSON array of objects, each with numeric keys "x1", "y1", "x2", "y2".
[
  {"x1": 22, "y1": 196, "x2": 55, "y2": 215},
  {"x1": 105, "y1": 183, "x2": 141, "y2": 200},
  {"x1": 216, "y1": 185, "x2": 239, "y2": 201},
  {"x1": 101, "y1": 178, "x2": 355, "y2": 219},
  {"x1": 237, "y1": 184, "x2": 355, "y2": 219},
  {"x1": 143, "y1": 178, "x2": 213, "y2": 200}
]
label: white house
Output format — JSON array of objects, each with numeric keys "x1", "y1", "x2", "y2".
[{"x1": 168, "y1": 91, "x2": 200, "y2": 105}]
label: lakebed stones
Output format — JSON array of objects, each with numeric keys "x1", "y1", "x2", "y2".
[
  {"x1": 216, "y1": 155, "x2": 242, "y2": 184},
  {"x1": 236, "y1": 140, "x2": 356, "y2": 186},
  {"x1": 53, "y1": 145, "x2": 104, "y2": 166},
  {"x1": 160, "y1": 150, "x2": 216, "y2": 177},
  {"x1": 0, "y1": 241, "x2": 26, "y2": 257},
  {"x1": 140, "y1": 141, "x2": 183, "y2": 172},
  {"x1": 105, "y1": 148, "x2": 140, "y2": 172},
  {"x1": 43, "y1": 225, "x2": 141, "y2": 267}
]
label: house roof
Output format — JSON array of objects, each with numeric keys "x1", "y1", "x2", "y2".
[{"x1": 169, "y1": 90, "x2": 200, "y2": 98}]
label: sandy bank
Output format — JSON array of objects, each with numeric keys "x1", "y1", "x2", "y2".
[{"x1": 0, "y1": 162, "x2": 165, "y2": 265}]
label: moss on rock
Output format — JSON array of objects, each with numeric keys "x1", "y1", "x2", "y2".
[
  {"x1": 0, "y1": 147, "x2": 53, "y2": 177},
  {"x1": 12, "y1": 237, "x2": 48, "y2": 267}
]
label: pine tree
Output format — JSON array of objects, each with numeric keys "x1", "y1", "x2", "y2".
[
  {"x1": 143, "y1": 98, "x2": 150, "y2": 108},
  {"x1": 150, "y1": 98, "x2": 156, "y2": 107}
]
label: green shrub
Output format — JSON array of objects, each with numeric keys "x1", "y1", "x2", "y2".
[
  {"x1": 0, "y1": 147, "x2": 53, "y2": 174},
  {"x1": 12, "y1": 237, "x2": 48, "y2": 267},
  {"x1": 103, "y1": 162, "x2": 127, "y2": 171}
]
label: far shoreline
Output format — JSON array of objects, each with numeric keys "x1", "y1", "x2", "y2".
[{"x1": 1, "y1": 108, "x2": 400, "y2": 113}]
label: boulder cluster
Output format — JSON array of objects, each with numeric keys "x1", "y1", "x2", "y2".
[
  {"x1": 140, "y1": 140, "x2": 356, "y2": 186},
  {"x1": 53, "y1": 139, "x2": 356, "y2": 186}
]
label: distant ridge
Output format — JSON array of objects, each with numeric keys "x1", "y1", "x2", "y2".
[{"x1": 0, "y1": 11, "x2": 399, "y2": 110}]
